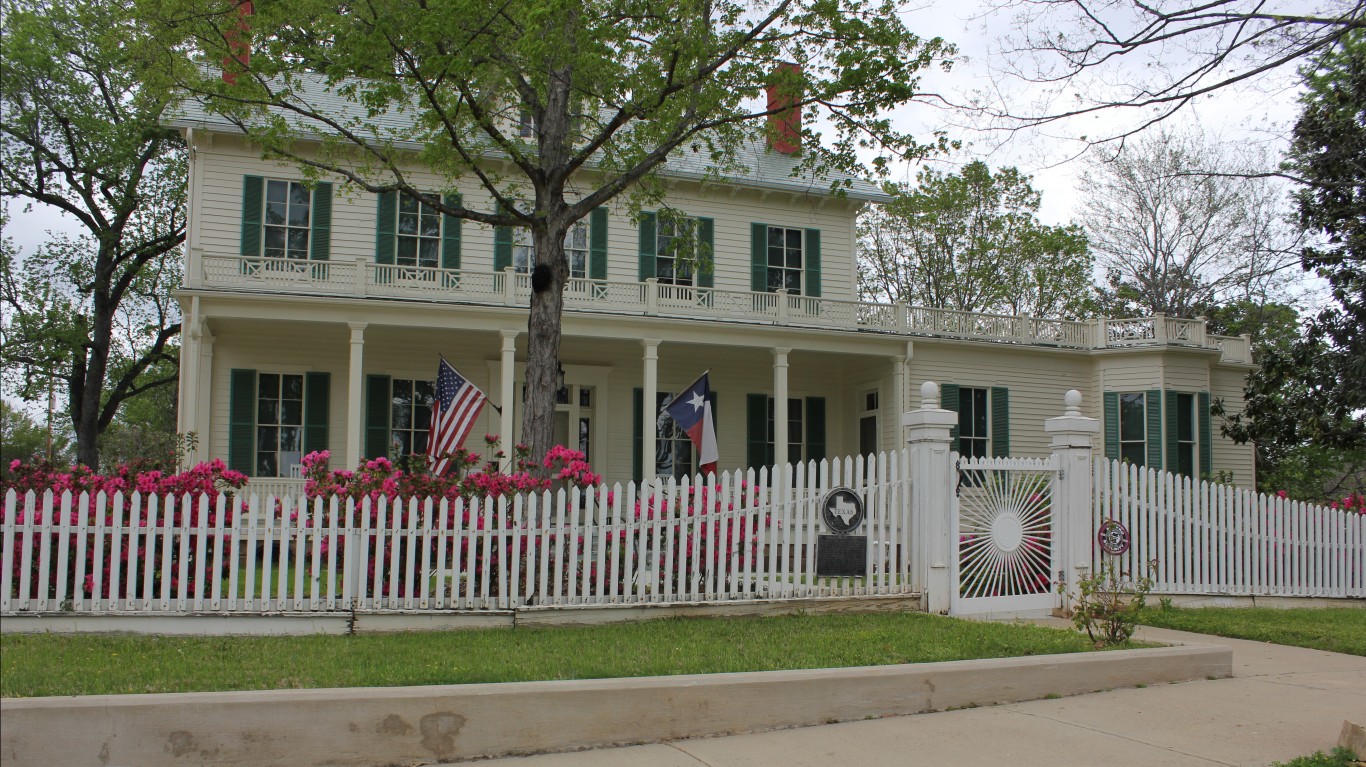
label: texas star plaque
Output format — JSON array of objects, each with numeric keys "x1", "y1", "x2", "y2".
[{"x1": 817, "y1": 487, "x2": 867, "y2": 577}]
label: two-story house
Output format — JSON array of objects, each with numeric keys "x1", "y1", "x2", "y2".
[{"x1": 168, "y1": 90, "x2": 1258, "y2": 495}]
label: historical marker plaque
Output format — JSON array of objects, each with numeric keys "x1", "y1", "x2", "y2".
[
  {"x1": 816, "y1": 487, "x2": 868, "y2": 577},
  {"x1": 817, "y1": 534, "x2": 868, "y2": 577}
]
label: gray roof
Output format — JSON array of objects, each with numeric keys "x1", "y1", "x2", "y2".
[{"x1": 168, "y1": 75, "x2": 889, "y2": 203}]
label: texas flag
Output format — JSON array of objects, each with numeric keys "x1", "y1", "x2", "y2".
[{"x1": 665, "y1": 371, "x2": 719, "y2": 477}]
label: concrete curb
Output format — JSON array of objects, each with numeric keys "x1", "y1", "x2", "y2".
[{"x1": 1, "y1": 642, "x2": 1231, "y2": 766}]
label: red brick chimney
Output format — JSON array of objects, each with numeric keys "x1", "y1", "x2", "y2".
[
  {"x1": 765, "y1": 62, "x2": 802, "y2": 155},
  {"x1": 222, "y1": 1, "x2": 253, "y2": 85}
]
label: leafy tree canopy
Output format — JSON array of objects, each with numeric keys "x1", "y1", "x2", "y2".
[
  {"x1": 858, "y1": 160, "x2": 1091, "y2": 318},
  {"x1": 1221, "y1": 33, "x2": 1366, "y2": 454},
  {"x1": 0, "y1": 0, "x2": 185, "y2": 469},
  {"x1": 140, "y1": 0, "x2": 955, "y2": 462}
]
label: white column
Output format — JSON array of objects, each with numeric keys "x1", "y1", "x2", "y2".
[
  {"x1": 178, "y1": 299, "x2": 201, "y2": 466},
  {"x1": 346, "y1": 322, "x2": 367, "y2": 468},
  {"x1": 642, "y1": 339, "x2": 661, "y2": 480},
  {"x1": 892, "y1": 341, "x2": 912, "y2": 446},
  {"x1": 499, "y1": 329, "x2": 518, "y2": 471},
  {"x1": 195, "y1": 328, "x2": 215, "y2": 467},
  {"x1": 772, "y1": 347, "x2": 790, "y2": 471},
  {"x1": 903, "y1": 381, "x2": 958, "y2": 614},
  {"x1": 1045, "y1": 389, "x2": 1100, "y2": 614}
]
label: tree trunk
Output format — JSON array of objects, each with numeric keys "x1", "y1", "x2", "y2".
[
  {"x1": 71, "y1": 247, "x2": 117, "y2": 470},
  {"x1": 519, "y1": 221, "x2": 570, "y2": 468}
]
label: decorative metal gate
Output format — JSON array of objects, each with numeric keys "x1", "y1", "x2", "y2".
[{"x1": 951, "y1": 455, "x2": 1060, "y2": 616}]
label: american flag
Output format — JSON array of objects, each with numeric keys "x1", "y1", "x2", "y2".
[{"x1": 427, "y1": 358, "x2": 488, "y2": 476}]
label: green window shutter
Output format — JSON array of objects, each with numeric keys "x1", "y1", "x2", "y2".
[
  {"x1": 1198, "y1": 391, "x2": 1213, "y2": 478},
  {"x1": 632, "y1": 388, "x2": 643, "y2": 483},
  {"x1": 1103, "y1": 392, "x2": 1120, "y2": 460},
  {"x1": 310, "y1": 182, "x2": 332, "y2": 261},
  {"x1": 940, "y1": 383, "x2": 960, "y2": 453},
  {"x1": 746, "y1": 393, "x2": 769, "y2": 470},
  {"x1": 365, "y1": 374, "x2": 392, "y2": 460},
  {"x1": 637, "y1": 211, "x2": 657, "y2": 280},
  {"x1": 803, "y1": 228, "x2": 821, "y2": 297},
  {"x1": 805, "y1": 397, "x2": 826, "y2": 462},
  {"x1": 240, "y1": 175, "x2": 264, "y2": 257},
  {"x1": 493, "y1": 203, "x2": 512, "y2": 272},
  {"x1": 589, "y1": 207, "x2": 608, "y2": 280},
  {"x1": 1165, "y1": 389, "x2": 1180, "y2": 473},
  {"x1": 441, "y1": 193, "x2": 462, "y2": 270},
  {"x1": 990, "y1": 386, "x2": 1010, "y2": 457},
  {"x1": 375, "y1": 191, "x2": 396, "y2": 265},
  {"x1": 304, "y1": 372, "x2": 330, "y2": 455},
  {"x1": 228, "y1": 369, "x2": 257, "y2": 474},
  {"x1": 1146, "y1": 389, "x2": 1164, "y2": 470},
  {"x1": 697, "y1": 217, "x2": 715, "y2": 288},
  {"x1": 750, "y1": 223, "x2": 768, "y2": 292}
]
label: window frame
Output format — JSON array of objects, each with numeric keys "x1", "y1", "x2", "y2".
[
  {"x1": 1174, "y1": 392, "x2": 1196, "y2": 477},
  {"x1": 261, "y1": 179, "x2": 311, "y2": 260},
  {"x1": 255, "y1": 372, "x2": 305, "y2": 477},
  {"x1": 512, "y1": 221, "x2": 589, "y2": 278},
  {"x1": 388, "y1": 377, "x2": 436, "y2": 460},
  {"x1": 394, "y1": 194, "x2": 442, "y2": 269},
  {"x1": 656, "y1": 214, "x2": 698, "y2": 286},
  {"x1": 858, "y1": 389, "x2": 880, "y2": 458},
  {"x1": 957, "y1": 387, "x2": 990, "y2": 460},
  {"x1": 1119, "y1": 392, "x2": 1147, "y2": 467},
  {"x1": 766, "y1": 226, "x2": 804, "y2": 294}
]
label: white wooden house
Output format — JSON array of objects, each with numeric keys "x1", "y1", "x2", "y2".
[{"x1": 168, "y1": 92, "x2": 1258, "y2": 495}]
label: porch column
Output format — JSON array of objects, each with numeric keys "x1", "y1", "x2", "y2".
[
  {"x1": 346, "y1": 322, "x2": 367, "y2": 468},
  {"x1": 642, "y1": 339, "x2": 661, "y2": 480},
  {"x1": 195, "y1": 327, "x2": 215, "y2": 466},
  {"x1": 773, "y1": 347, "x2": 790, "y2": 486},
  {"x1": 1044, "y1": 389, "x2": 1100, "y2": 614},
  {"x1": 903, "y1": 381, "x2": 957, "y2": 614},
  {"x1": 178, "y1": 300, "x2": 201, "y2": 467},
  {"x1": 499, "y1": 329, "x2": 518, "y2": 471},
  {"x1": 893, "y1": 341, "x2": 912, "y2": 445}
]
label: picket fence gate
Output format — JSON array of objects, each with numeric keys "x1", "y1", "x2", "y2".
[
  {"x1": 1, "y1": 450, "x2": 917, "y2": 615},
  {"x1": 1094, "y1": 457, "x2": 1366, "y2": 598}
]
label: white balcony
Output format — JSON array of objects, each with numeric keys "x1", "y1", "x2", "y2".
[{"x1": 196, "y1": 254, "x2": 1253, "y2": 364}]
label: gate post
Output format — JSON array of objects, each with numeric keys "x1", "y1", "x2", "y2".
[
  {"x1": 903, "y1": 381, "x2": 958, "y2": 614},
  {"x1": 1044, "y1": 390, "x2": 1100, "y2": 613}
]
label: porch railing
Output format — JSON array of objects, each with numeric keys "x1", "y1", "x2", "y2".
[{"x1": 196, "y1": 254, "x2": 1253, "y2": 364}]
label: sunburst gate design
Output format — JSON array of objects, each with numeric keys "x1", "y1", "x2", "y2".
[{"x1": 957, "y1": 468, "x2": 1054, "y2": 599}]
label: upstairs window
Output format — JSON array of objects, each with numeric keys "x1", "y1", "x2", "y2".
[
  {"x1": 396, "y1": 195, "x2": 441, "y2": 268},
  {"x1": 767, "y1": 226, "x2": 803, "y2": 293},
  {"x1": 656, "y1": 215, "x2": 697, "y2": 286},
  {"x1": 512, "y1": 221, "x2": 588, "y2": 278},
  {"x1": 263, "y1": 180, "x2": 311, "y2": 259}
]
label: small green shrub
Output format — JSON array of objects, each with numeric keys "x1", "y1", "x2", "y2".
[
  {"x1": 1270, "y1": 746, "x2": 1357, "y2": 767},
  {"x1": 1061, "y1": 560, "x2": 1154, "y2": 647}
]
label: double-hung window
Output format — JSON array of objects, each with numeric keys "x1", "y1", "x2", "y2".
[
  {"x1": 957, "y1": 387, "x2": 990, "y2": 459},
  {"x1": 228, "y1": 369, "x2": 330, "y2": 478},
  {"x1": 742, "y1": 394, "x2": 826, "y2": 471},
  {"x1": 389, "y1": 378, "x2": 436, "y2": 459},
  {"x1": 1119, "y1": 392, "x2": 1148, "y2": 466},
  {"x1": 656, "y1": 215, "x2": 697, "y2": 285},
  {"x1": 241, "y1": 176, "x2": 332, "y2": 264},
  {"x1": 766, "y1": 226, "x2": 804, "y2": 293},
  {"x1": 749, "y1": 223, "x2": 820, "y2": 297},
  {"x1": 263, "y1": 180, "x2": 311, "y2": 259},
  {"x1": 396, "y1": 195, "x2": 441, "y2": 269},
  {"x1": 256, "y1": 373, "x2": 304, "y2": 477},
  {"x1": 1172, "y1": 392, "x2": 1196, "y2": 477},
  {"x1": 512, "y1": 221, "x2": 588, "y2": 278}
]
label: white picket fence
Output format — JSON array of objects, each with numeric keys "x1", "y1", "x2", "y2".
[
  {"x1": 1093, "y1": 457, "x2": 1366, "y2": 598},
  {"x1": 1, "y1": 450, "x2": 916, "y2": 615}
]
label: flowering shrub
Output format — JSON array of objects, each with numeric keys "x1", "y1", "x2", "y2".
[
  {"x1": 1277, "y1": 490, "x2": 1366, "y2": 515},
  {"x1": 3, "y1": 459, "x2": 249, "y2": 601}
]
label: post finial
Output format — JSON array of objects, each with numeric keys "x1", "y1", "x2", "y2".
[
  {"x1": 920, "y1": 380, "x2": 939, "y2": 409},
  {"x1": 1064, "y1": 389, "x2": 1083, "y2": 417}
]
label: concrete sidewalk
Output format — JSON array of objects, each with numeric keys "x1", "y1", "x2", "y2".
[{"x1": 479, "y1": 624, "x2": 1365, "y2": 767}]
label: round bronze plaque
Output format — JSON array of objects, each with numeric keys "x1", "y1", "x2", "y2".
[
  {"x1": 1097, "y1": 519, "x2": 1131, "y2": 556},
  {"x1": 821, "y1": 487, "x2": 865, "y2": 534}
]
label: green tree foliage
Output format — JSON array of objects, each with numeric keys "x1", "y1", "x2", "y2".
[
  {"x1": 97, "y1": 357, "x2": 181, "y2": 471},
  {"x1": 0, "y1": 402, "x2": 72, "y2": 477},
  {"x1": 0, "y1": 0, "x2": 186, "y2": 469},
  {"x1": 141, "y1": 0, "x2": 955, "y2": 463},
  {"x1": 858, "y1": 161, "x2": 1091, "y2": 317},
  {"x1": 1222, "y1": 34, "x2": 1366, "y2": 458}
]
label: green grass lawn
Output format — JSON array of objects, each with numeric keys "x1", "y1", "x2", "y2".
[
  {"x1": 1138, "y1": 606, "x2": 1366, "y2": 656},
  {"x1": 1, "y1": 612, "x2": 1134, "y2": 698}
]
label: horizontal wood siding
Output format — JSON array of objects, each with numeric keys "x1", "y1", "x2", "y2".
[{"x1": 1209, "y1": 367, "x2": 1256, "y2": 487}]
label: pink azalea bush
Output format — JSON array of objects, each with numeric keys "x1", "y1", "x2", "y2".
[{"x1": 3, "y1": 459, "x2": 249, "y2": 601}]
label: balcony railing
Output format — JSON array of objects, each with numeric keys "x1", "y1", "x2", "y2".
[{"x1": 196, "y1": 254, "x2": 1253, "y2": 364}]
